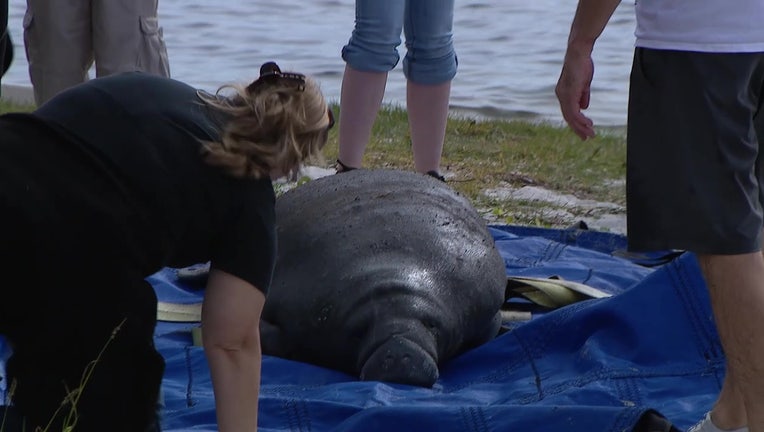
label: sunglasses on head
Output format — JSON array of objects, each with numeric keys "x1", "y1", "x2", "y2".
[
  {"x1": 250, "y1": 61, "x2": 334, "y2": 138},
  {"x1": 247, "y1": 61, "x2": 307, "y2": 93}
]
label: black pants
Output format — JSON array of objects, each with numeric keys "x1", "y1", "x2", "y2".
[
  {"x1": 2, "y1": 280, "x2": 164, "y2": 432},
  {"x1": 0, "y1": 116, "x2": 164, "y2": 431},
  {"x1": 1, "y1": 0, "x2": 12, "y2": 85}
]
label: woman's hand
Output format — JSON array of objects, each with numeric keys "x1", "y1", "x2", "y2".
[{"x1": 202, "y1": 268, "x2": 266, "y2": 432}]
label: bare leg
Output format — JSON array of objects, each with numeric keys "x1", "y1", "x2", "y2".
[
  {"x1": 337, "y1": 65, "x2": 388, "y2": 170},
  {"x1": 706, "y1": 235, "x2": 764, "y2": 430},
  {"x1": 700, "y1": 252, "x2": 764, "y2": 431},
  {"x1": 407, "y1": 80, "x2": 451, "y2": 174}
]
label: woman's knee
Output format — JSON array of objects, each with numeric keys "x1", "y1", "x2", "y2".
[
  {"x1": 342, "y1": 30, "x2": 402, "y2": 72},
  {"x1": 403, "y1": 37, "x2": 457, "y2": 85}
]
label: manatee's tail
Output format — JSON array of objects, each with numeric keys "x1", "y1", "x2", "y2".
[{"x1": 359, "y1": 335, "x2": 439, "y2": 387}]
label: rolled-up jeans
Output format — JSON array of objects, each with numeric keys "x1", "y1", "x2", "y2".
[{"x1": 342, "y1": 0, "x2": 457, "y2": 85}]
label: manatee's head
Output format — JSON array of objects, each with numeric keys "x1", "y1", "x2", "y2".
[
  {"x1": 351, "y1": 301, "x2": 502, "y2": 388},
  {"x1": 360, "y1": 332, "x2": 439, "y2": 387},
  {"x1": 341, "y1": 268, "x2": 468, "y2": 388}
]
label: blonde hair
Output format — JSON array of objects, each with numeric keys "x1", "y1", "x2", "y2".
[{"x1": 198, "y1": 74, "x2": 329, "y2": 179}]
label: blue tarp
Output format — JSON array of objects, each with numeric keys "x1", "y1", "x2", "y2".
[{"x1": 2, "y1": 225, "x2": 724, "y2": 431}]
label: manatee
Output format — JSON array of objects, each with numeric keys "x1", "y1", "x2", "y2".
[{"x1": 260, "y1": 169, "x2": 507, "y2": 387}]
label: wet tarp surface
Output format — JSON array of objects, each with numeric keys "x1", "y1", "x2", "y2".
[{"x1": 1, "y1": 225, "x2": 724, "y2": 431}]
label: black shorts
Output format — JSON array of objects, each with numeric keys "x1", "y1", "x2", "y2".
[{"x1": 626, "y1": 48, "x2": 764, "y2": 255}]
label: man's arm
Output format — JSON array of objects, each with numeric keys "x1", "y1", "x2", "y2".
[
  {"x1": 555, "y1": 0, "x2": 622, "y2": 140},
  {"x1": 202, "y1": 268, "x2": 266, "y2": 432}
]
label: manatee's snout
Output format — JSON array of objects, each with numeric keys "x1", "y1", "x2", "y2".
[{"x1": 359, "y1": 335, "x2": 439, "y2": 387}]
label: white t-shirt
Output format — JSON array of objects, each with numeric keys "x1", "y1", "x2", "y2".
[{"x1": 635, "y1": 0, "x2": 764, "y2": 52}]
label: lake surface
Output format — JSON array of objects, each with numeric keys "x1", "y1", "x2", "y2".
[{"x1": 3, "y1": 0, "x2": 637, "y2": 126}]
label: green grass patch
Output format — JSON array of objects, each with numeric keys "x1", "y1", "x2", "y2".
[
  {"x1": 0, "y1": 99, "x2": 35, "y2": 114},
  {"x1": 323, "y1": 104, "x2": 626, "y2": 226}
]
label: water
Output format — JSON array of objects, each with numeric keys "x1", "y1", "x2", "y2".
[{"x1": 3, "y1": 0, "x2": 636, "y2": 127}]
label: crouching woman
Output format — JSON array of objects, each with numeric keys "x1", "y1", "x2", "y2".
[{"x1": 0, "y1": 62, "x2": 332, "y2": 431}]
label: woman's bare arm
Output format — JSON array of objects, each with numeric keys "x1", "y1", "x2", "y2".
[{"x1": 202, "y1": 268, "x2": 266, "y2": 432}]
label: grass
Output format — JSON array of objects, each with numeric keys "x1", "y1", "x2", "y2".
[
  {"x1": 320, "y1": 104, "x2": 627, "y2": 228},
  {"x1": 1, "y1": 99, "x2": 627, "y2": 230},
  {"x1": 0, "y1": 100, "x2": 34, "y2": 114}
]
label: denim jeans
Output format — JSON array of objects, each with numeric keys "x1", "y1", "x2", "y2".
[{"x1": 342, "y1": 0, "x2": 457, "y2": 85}]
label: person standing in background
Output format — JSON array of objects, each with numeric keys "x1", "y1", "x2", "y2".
[
  {"x1": 336, "y1": 0, "x2": 456, "y2": 181},
  {"x1": 22, "y1": 0, "x2": 171, "y2": 106},
  {"x1": 555, "y1": 0, "x2": 764, "y2": 431},
  {"x1": 1, "y1": 0, "x2": 12, "y2": 95}
]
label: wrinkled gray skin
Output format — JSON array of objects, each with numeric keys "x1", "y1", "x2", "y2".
[{"x1": 261, "y1": 169, "x2": 507, "y2": 387}]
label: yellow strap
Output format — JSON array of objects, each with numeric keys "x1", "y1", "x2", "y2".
[
  {"x1": 192, "y1": 327, "x2": 204, "y2": 347},
  {"x1": 156, "y1": 301, "x2": 202, "y2": 323},
  {"x1": 506, "y1": 276, "x2": 611, "y2": 309}
]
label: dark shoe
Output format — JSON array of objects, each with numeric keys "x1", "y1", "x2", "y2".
[
  {"x1": 335, "y1": 159, "x2": 358, "y2": 173},
  {"x1": 426, "y1": 170, "x2": 445, "y2": 182}
]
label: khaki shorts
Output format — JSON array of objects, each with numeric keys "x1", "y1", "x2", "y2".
[
  {"x1": 23, "y1": 0, "x2": 171, "y2": 105},
  {"x1": 626, "y1": 48, "x2": 764, "y2": 254}
]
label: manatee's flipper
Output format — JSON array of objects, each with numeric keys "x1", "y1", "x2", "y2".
[
  {"x1": 359, "y1": 335, "x2": 439, "y2": 387},
  {"x1": 485, "y1": 310, "x2": 504, "y2": 342},
  {"x1": 260, "y1": 319, "x2": 293, "y2": 358},
  {"x1": 175, "y1": 262, "x2": 211, "y2": 290},
  {"x1": 464, "y1": 310, "x2": 504, "y2": 348}
]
